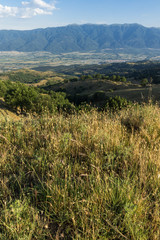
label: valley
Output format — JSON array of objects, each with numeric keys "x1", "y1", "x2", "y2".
[{"x1": 1, "y1": 48, "x2": 160, "y2": 72}]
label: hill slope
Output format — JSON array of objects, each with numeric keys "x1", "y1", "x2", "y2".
[
  {"x1": 1, "y1": 104, "x2": 160, "y2": 239},
  {"x1": 1, "y1": 24, "x2": 160, "y2": 53}
]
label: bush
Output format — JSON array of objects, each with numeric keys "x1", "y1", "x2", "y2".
[
  {"x1": 50, "y1": 91, "x2": 75, "y2": 113},
  {"x1": 4, "y1": 83, "x2": 74, "y2": 114},
  {"x1": 105, "y1": 96, "x2": 131, "y2": 111},
  {"x1": 141, "y1": 78, "x2": 148, "y2": 87},
  {"x1": 0, "y1": 81, "x2": 7, "y2": 97},
  {"x1": 121, "y1": 76, "x2": 127, "y2": 82},
  {"x1": 4, "y1": 83, "x2": 39, "y2": 113},
  {"x1": 77, "y1": 102, "x2": 93, "y2": 112}
]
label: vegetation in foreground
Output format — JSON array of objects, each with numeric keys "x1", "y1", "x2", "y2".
[{"x1": 1, "y1": 103, "x2": 160, "y2": 239}]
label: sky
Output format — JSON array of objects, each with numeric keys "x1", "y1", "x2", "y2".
[{"x1": 0, "y1": 0, "x2": 160, "y2": 30}]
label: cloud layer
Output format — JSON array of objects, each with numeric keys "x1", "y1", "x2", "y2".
[{"x1": 0, "y1": 0, "x2": 56, "y2": 18}]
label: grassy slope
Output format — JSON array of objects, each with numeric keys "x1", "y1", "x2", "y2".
[
  {"x1": 1, "y1": 104, "x2": 160, "y2": 239},
  {"x1": 0, "y1": 98, "x2": 20, "y2": 121},
  {"x1": 0, "y1": 69, "x2": 65, "y2": 85},
  {"x1": 43, "y1": 77, "x2": 160, "y2": 104}
]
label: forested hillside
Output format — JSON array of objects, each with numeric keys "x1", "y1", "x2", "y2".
[{"x1": 1, "y1": 24, "x2": 160, "y2": 53}]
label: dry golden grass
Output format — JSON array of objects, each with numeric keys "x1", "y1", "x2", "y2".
[
  {"x1": 0, "y1": 99, "x2": 21, "y2": 121},
  {"x1": 0, "y1": 104, "x2": 160, "y2": 239}
]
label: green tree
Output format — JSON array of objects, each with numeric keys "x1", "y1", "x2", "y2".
[
  {"x1": 141, "y1": 78, "x2": 148, "y2": 87},
  {"x1": 50, "y1": 91, "x2": 75, "y2": 113},
  {"x1": 111, "y1": 75, "x2": 117, "y2": 81},
  {"x1": 0, "y1": 81, "x2": 7, "y2": 97},
  {"x1": 105, "y1": 96, "x2": 131, "y2": 111},
  {"x1": 121, "y1": 76, "x2": 127, "y2": 82},
  {"x1": 36, "y1": 94, "x2": 54, "y2": 114},
  {"x1": 116, "y1": 75, "x2": 121, "y2": 81},
  {"x1": 4, "y1": 83, "x2": 39, "y2": 113},
  {"x1": 94, "y1": 73, "x2": 101, "y2": 79},
  {"x1": 4, "y1": 83, "x2": 74, "y2": 114}
]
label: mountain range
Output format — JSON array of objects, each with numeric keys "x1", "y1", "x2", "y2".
[{"x1": 1, "y1": 24, "x2": 160, "y2": 54}]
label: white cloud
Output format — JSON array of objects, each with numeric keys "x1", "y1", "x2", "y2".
[
  {"x1": 0, "y1": 0, "x2": 56, "y2": 18},
  {"x1": 20, "y1": 7, "x2": 53, "y2": 18},
  {"x1": 22, "y1": 0, "x2": 56, "y2": 10},
  {"x1": 0, "y1": 4, "x2": 18, "y2": 17}
]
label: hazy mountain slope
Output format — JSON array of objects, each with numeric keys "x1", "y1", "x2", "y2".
[{"x1": 1, "y1": 24, "x2": 160, "y2": 53}]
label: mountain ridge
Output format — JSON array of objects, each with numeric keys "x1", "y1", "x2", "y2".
[{"x1": 1, "y1": 23, "x2": 160, "y2": 54}]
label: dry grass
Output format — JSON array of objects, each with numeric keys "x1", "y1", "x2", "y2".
[
  {"x1": 0, "y1": 104, "x2": 160, "y2": 239},
  {"x1": 0, "y1": 99, "x2": 21, "y2": 121}
]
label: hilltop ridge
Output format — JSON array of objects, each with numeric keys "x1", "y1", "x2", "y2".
[{"x1": 1, "y1": 24, "x2": 160, "y2": 54}]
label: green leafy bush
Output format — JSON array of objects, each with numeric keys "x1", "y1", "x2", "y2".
[
  {"x1": 105, "y1": 96, "x2": 131, "y2": 111},
  {"x1": 4, "y1": 83, "x2": 74, "y2": 114},
  {"x1": 4, "y1": 83, "x2": 39, "y2": 113},
  {"x1": 0, "y1": 81, "x2": 7, "y2": 97},
  {"x1": 141, "y1": 78, "x2": 148, "y2": 87},
  {"x1": 50, "y1": 91, "x2": 75, "y2": 113}
]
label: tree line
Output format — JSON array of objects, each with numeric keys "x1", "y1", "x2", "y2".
[{"x1": 0, "y1": 80, "x2": 74, "y2": 114}]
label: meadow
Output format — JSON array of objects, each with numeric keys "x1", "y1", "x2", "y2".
[{"x1": 1, "y1": 103, "x2": 160, "y2": 239}]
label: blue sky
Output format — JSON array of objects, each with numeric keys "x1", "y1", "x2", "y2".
[{"x1": 0, "y1": 0, "x2": 160, "y2": 30}]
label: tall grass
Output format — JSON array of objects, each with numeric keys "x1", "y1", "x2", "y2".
[{"x1": 0, "y1": 104, "x2": 160, "y2": 239}]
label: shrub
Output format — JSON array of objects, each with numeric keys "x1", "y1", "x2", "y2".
[
  {"x1": 105, "y1": 96, "x2": 131, "y2": 111},
  {"x1": 0, "y1": 81, "x2": 7, "y2": 97},
  {"x1": 77, "y1": 102, "x2": 93, "y2": 112},
  {"x1": 4, "y1": 83, "x2": 74, "y2": 114},
  {"x1": 4, "y1": 83, "x2": 39, "y2": 113},
  {"x1": 121, "y1": 76, "x2": 127, "y2": 82},
  {"x1": 141, "y1": 78, "x2": 148, "y2": 87},
  {"x1": 50, "y1": 91, "x2": 75, "y2": 113}
]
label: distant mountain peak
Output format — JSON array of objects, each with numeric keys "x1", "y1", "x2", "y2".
[{"x1": 0, "y1": 24, "x2": 160, "y2": 53}]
